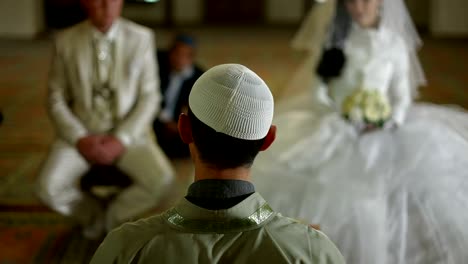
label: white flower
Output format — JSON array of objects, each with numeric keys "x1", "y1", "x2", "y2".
[
  {"x1": 349, "y1": 107, "x2": 364, "y2": 123},
  {"x1": 365, "y1": 106, "x2": 381, "y2": 123},
  {"x1": 342, "y1": 88, "x2": 392, "y2": 126},
  {"x1": 381, "y1": 103, "x2": 391, "y2": 120},
  {"x1": 343, "y1": 94, "x2": 357, "y2": 113}
]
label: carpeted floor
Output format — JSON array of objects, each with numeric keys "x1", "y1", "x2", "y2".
[{"x1": 0, "y1": 27, "x2": 467, "y2": 263}]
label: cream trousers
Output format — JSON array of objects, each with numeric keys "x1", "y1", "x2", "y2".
[{"x1": 36, "y1": 137, "x2": 175, "y2": 231}]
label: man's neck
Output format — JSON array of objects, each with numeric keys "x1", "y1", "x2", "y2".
[
  {"x1": 93, "y1": 25, "x2": 111, "y2": 34},
  {"x1": 193, "y1": 162, "x2": 252, "y2": 182},
  {"x1": 91, "y1": 21, "x2": 116, "y2": 34}
]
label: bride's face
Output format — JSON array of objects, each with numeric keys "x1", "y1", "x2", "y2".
[{"x1": 345, "y1": 0, "x2": 381, "y2": 28}]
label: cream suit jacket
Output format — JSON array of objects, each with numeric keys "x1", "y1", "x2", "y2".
[
  {"x1": 48, "y1": 18, "x2": 159, "y2": 146},
  {"x1": 38, "y1": 19, "x2": 174, "y2": 229}
]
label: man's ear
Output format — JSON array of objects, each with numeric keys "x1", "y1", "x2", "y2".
[
  {"x1": 260, "y1": 125, "x2": 276, "y2": 151},
  {"x1": 178, "y1": 113, "x2": 193, "y2": 144}
]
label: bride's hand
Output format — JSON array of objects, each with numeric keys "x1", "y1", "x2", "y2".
[
  {"x1": 363, "y1": 124, "x2": 379, "y2": 133},
  {"x1": 383, "y1": 120, "x2": 398, "y2": 131}
]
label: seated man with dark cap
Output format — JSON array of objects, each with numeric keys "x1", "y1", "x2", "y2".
[
  {"x1": 91, "y1": 64, "x2": 345, "y2": 264},
  {"x1": 153, "y1": 34, "x2": 204, "y2": 159}
]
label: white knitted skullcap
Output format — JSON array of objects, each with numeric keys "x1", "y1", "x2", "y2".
[{"x1": 189, "y1": 64, "x2": 274, "y2": 140}]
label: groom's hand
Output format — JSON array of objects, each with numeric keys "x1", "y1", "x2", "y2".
[
  {"x1": 99, "y1": 136, "x2": 125, "y2": 165},
  {"x1": 77, "y1": 135, "x2": 125, "y2": 165},
  {"x1": 77, "y1": 135, "x2": 104, "y2": 164}
]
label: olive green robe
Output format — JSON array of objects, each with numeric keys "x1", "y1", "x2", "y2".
[{"x1": 90, "y1": 193, "x2": 345, "y2": 264}]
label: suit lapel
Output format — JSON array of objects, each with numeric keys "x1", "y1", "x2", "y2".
[
  {"x1": 112, "y1": 21, "x2": 125, "y2": 116},
  {"x1": 76, "y1": 22, "x2": 93, "y2": 109}
]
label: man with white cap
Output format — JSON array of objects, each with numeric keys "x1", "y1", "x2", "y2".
[{"x1": 90, "y1": 64, "x2": 345, "y2": 263}]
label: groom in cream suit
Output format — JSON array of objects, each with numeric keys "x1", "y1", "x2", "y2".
[{"x1": 37, "y1": 0, "x2": 174, "y2": 238}]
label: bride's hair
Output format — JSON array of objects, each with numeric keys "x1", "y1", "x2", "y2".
[
  {"x1": 316, "y1": 48, "x2": 345, "y2": 83},
  {"x1": 316, "y1": 0, "x2": 350, "y2": 82}
]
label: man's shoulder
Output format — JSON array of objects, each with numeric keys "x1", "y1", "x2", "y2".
[
  {"x1": 91, "y1": 214, "x2": 170, "y2": 263},
  {"x1": 110, "y1": 213, "x2": 167, "y2": 240},
  {"x1": 93, "y1": 214, "x2": 168, "y2": 261},
  {"x1": 118, "y1": 18, "x2": 154, "y2": 40},
  {"x1": 263, "y1": 213, "x2": 344, "y2": 262},
  {"x1": 54, "y1": 20, "x2": 88, "y2": 44},
  {"x1": 183, "y1": 65, "x2": 204, "y2": 86},
  {"x1": 266, "y1": 213, "x2": 323, "y2": 238}
]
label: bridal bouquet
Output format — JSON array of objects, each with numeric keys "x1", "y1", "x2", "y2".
[{"x1": 342, "y1": 89, "x2": 391, "y2": 128}]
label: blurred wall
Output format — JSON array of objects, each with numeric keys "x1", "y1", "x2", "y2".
[
  {"x1": 173, "y1": 0, "x2": 203, "y2": 25},
  {"x1": 122, "y1": 0, "x2": 202, "y2": 25},
  {"x1": 122, "y1": 1, "x2": 166, "y2": 25},
  {"x1": 0, "y1": 0, "x2": 45, "y2": 38},
  {"x1": 430, "y1": 0, "x2": 468, "y2": 36},
  {"x1": 122, "y1": 0, "x2": 305, "y2": 26},
  {"x1": 266, "y1": 0, "x2": 304, "y2": 24},
  {"x1": 2, "y1": 0, "x2": 466, "y2": 38},
  {"x1": 406, "y1": 0, "x2": 429, "y2": 28}
]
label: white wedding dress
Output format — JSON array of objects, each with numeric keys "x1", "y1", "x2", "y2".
[{"x1": 253, "y1": 23, "x2": 468, "y2": 264}]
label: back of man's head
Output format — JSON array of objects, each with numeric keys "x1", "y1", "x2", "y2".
[{"x1": 186, "y1": 64, "x2": 274, "y2": 169}]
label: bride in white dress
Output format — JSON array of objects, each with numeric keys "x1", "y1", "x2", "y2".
[{"x1": 253, "y1": 0, "x2": 468, "y2": 263}]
